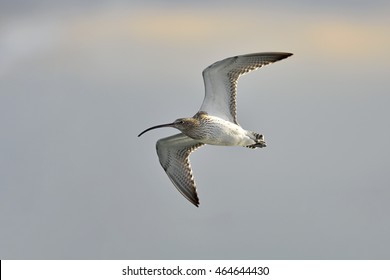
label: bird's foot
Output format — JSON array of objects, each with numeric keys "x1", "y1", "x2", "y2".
[{"x1": 246, "y1": 133, "x2": 267, "y2": 149}]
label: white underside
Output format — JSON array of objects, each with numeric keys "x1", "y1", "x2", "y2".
[{"x1": 200, "y1": 116, "x2": 255, "y2": 146}]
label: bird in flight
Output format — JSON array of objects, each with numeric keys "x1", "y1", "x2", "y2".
[{"x1": 138, "y1": 52, "x2": 293, "y2": 207}]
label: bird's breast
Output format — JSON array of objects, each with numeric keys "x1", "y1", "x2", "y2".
[{"x1": 188, "y1": 116, "x2": 250, "y2": 146}]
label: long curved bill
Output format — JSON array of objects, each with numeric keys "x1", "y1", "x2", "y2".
[{"x1": 138, "y1": 122, "x2": 175, "y2": 137}]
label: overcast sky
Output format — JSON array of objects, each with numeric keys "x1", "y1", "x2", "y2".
[{"x1": 1, "y1": 1, "x2": 390, "y2": 259}]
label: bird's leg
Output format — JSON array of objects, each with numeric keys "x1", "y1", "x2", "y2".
[{"x1": 246, "y1": 132, "x2": 267, "y2": 149}]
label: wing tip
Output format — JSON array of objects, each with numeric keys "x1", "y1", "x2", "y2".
[
  {"x1": 272, "y1": 52, "x2": 293, "y2": 62},
  {"x1": 241, "y1": 51, "x2": 293, "y2": 61},
  {"x1": 177, "y1": 191, "x2": 199, "y2": 207},
  {"x1": 261, "y1": 52, "x2": 293, "y2": 64},
  {"x1": 279, "y1": 52, "x2": 293, "y2": 59},
  {"x1": 269, "y1": 52, "x2": 294, "y2": 61},
  {"x1": 186, "y1": 192, "x2": 200, "y2": 207}
]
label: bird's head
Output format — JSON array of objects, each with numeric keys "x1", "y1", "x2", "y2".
[{"x1": 138, "y1": 117, "x2": 198, "y2": 137}]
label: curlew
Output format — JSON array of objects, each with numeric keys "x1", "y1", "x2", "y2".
[{"x1": 138, "y1": 52, "x2": 293, "y2": 207}]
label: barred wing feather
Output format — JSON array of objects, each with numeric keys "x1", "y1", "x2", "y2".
[
  {"x1": 200, "y1": 52, "x2": 293, "y2": 124},
  {"x1": 156, "y1": 133, "x2": 205, "y2": 207}
]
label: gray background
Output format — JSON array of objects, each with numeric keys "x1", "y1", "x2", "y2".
[{"x1": 1, "y1": 1, "x2": 389, "y2": 259}]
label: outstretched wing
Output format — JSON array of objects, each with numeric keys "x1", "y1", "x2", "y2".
[
  {"x1": 200, "y1": 52, "x2": 293, "y2": 124},
  {"x1": 156, "y1": 133, "x2": 205, "y2": 207}
]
